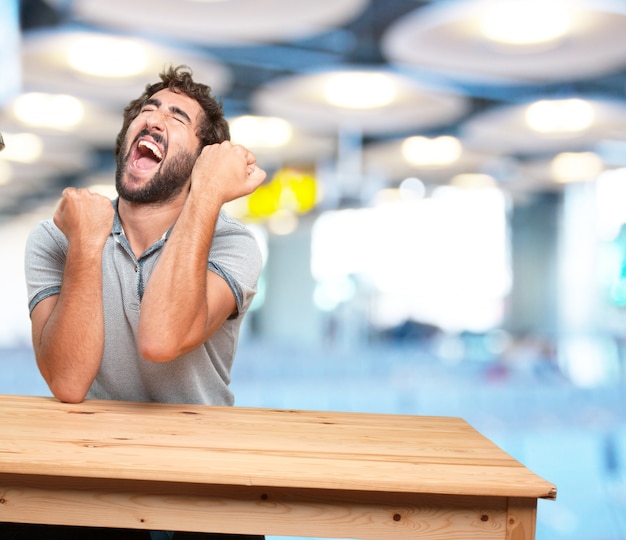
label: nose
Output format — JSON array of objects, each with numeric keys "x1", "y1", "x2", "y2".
[{"x1": 145, "y1": 110, "x2": 165, "y2": 131}]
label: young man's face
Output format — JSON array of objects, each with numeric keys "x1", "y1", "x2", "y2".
[{"x1": 116, "y1": 89, "x2": 204, "y2": 204}]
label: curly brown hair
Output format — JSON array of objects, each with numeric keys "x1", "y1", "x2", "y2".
[{"x1": 114, "y1": 65, "x2": 230, "y2": 159}]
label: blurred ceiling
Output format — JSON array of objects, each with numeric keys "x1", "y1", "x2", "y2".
[{"x1": 3, "y1": 0, "x2": 626, "y2": 223}]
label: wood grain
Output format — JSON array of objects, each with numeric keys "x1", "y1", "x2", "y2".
[
  {"x1": 0, "y1": 474, "x2": 509, "y2": 539},
  {"x1": 0, "y1": 395, "x2": 555, "y2": 499},
  {"x1": 0, "y1": 394, "x2": 555, "y2": 539}
]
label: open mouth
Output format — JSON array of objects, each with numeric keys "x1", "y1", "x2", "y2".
[{"x1": 132, "y1": 138, "x2": 164, "y2": 170}]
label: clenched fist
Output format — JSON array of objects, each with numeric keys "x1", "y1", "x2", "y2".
[
  {"x1": 189, "y1": 141, "x2": 267, "y2": 205},
  {"x1": 53, "y1": 188, "x2": 115, "y2": 251}
]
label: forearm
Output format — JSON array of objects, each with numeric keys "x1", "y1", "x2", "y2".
[
  {"x1": 35, "y1": 248, "x2": 105, "y2": 403},
  {"x1": 138, "y1": 193, "x2": 221, "y2": 362},
  {"x1": 138, "y1": 141, "x2": 265, "y2": 362}
]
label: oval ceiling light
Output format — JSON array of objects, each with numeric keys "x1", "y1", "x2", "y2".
[
  {"x1": 551, "y1": 151, "x2": 603, "y2": 183},
  {"x1": 401, "y1": 135, "x2": 462, "y2": 166},
  {"x1": 13, "y1": 92, "x2": 84, "y2": 129},
  {"x1": 381, "y1": 0, "x2": 626, "y2": 83},
  {"x1": 0, "y1": 161, "x2": 11, "y2": 185},
  {"x1": 70, "y1": 0, "x2": 368, "y2": 45},
  {"x1": 0, "y1": 133, "x2": 43, "y2": 163},
  {"x1": 324, "y1": 72, "x2": 396, "y2": 109},
  {"x1": 230, "y1": 115, "x2": 293, "y2": 148},
  {"x1": 87, "y1": 183, "x2": 119, "y2": 199},
  {"x1": 460, "y1": 98, "x2": 626, "y2": 156},
  {"x1": 372, "y1": 188, "x2": 405, "y2": 206},
  {"x1": 267, "y1": 209, "x2": 299, "y2": 235},
  {"x1": 450, "y1": 173, "x2": 497, "y2": 189},
  {"x1": 67, "y1": 35, "x2": 148, "y2": 77},
  {"x1": 252, "y1": 69, "x2": 468, "y2": 135},
  {"x1": 480, "y1": 1, "x2": 571, "y2": 46},
  {"x1": 364, "y1": 137, "x2": 494, "y2": 185},
  {"x1": 22, "y1": 29, "x2": 232, "y2": 107},
  {"x1": 526, "y1": 98, "x2": 594, "y2": 133}
]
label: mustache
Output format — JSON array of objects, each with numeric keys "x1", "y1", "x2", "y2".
[{"x1": 132, "y1": 129, "x2": 165, "y2": 148}]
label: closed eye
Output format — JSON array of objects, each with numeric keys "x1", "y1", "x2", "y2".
[
  {"x1": 169, "y1": 106, "x2": 192, "y2": 125},
  {"x1": 138, "y1": 99, "x2": 192, "y2": 125}
]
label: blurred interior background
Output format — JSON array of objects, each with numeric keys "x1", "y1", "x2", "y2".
[{"x1": 2, "y1": 0, "x2": 626, "y2": 538}]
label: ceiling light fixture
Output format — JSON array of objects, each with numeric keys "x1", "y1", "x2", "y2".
[
  {"x1": 373, "y1": 188, "x2": 405, "y2": 206},
  {"x1": 324, "y1": 72, "x2": 396, "y2": 109},
  {"x1": 551, "y1": 152, "x2": 603, "y2": 183},
  {"x1": 0, "y1": 161, "x2": 11, "y2": 185},
  {"x1": 268, "y1": 210, "x2": 299, "y2": 235},
  {"x1": 450, "y1": 173, "x2": 497, "y2": 189},
  {"x1": 13, "y1": 93, "x2": 84, "y2": 129},
  {"x1": 525, "y1": 98, "x2": 594, "y2": 134},
  {"x1": 0, "y1": 133, "x2": 43, "y2": 163},
  {"x1": 230, "y1": 115, "x2": 293, "y2": 148},
  {"x1": 480, "y1": 0, "x2": 571, "y2": 46},
  {"x1": 67, "y1": 36, "x2": 148, "y2": 77},
  {"x1": 401, "y1": 135, "x2": 462, "y2": 166},
  {"x1": 87, "y1": 184, "x2": 119, "y2": 199}
]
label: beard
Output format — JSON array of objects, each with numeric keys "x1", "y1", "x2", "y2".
[{"x1": 115, "y1": 136, "x2": 199, "y2": 205}]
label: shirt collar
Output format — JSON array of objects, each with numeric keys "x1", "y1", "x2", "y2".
[
  {"x1": 111, "y1": 197, "x2": 173, "y2": 241},
  {"x1": 112, "y1": 198, "x2": 124, "y2": 235}
]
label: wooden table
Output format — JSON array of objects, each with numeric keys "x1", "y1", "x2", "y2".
[{"x1": 0, "y1": 394, "x2": 555, "y2": 539}]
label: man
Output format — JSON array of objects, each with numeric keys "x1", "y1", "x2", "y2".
[{"x1": 15, "y1": 66, "x2": 266, "y2": 539}]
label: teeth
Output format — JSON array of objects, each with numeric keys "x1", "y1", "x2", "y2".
[{"x1": 138, "y1": 140, "x2": 163, "y2": 160}]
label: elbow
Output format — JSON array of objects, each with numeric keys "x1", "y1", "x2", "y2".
[
  {"x1": 40, "y1": 367, "x2": 90, "y2": 403},
  {"x1": 58, "y1": 394, "x2": 87, "y2": 404},
  {"x1": 137, "y1": 323, "x2": 179, "y2": 362},
  {"x1": 49, "y1": 382, "x2": 88, "y2": 404},
  {"x1": 138, "y1": 338, "x2": 180, "y2": 363},
  {"x1": 138, "y1": 322, "x2": 209, "y2": 363}
]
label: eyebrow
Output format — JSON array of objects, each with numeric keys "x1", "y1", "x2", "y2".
[{"x1": 144, "y1": 98, "x2": 192, "y2": 124}]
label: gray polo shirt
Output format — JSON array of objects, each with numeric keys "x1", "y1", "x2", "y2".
[{"x1": 24, "y1": 199, "x2": 262, "y2": 405}]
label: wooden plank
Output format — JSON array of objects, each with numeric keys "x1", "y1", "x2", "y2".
[
  {"x1": 0, "y1": 474, "x2": 510, "y2": 539},
  {"x1": 0, "y1": 395, "x2": 557, "y2": 501},
  {"x1": 0, "y1": 442, "x2": 554, "y2": 498},
  {"x1": 0, "y1": 399, "x2": 490, "y2": 453}
]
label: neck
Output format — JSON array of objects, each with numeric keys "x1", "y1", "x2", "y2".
[{"x1": 117, "y1": 196, "x2": 185, "y2": 258}]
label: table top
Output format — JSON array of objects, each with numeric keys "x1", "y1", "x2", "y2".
[{"x1": 0, "y1": 394, "x2": 556, "y2": 500}]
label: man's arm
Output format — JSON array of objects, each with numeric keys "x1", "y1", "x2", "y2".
[
  {"x1": 31, "y1": 188, "x2": 114, "y2": 403},
  {"x1": 138, "y1": 141, "x2": 266, "y2": 362}
]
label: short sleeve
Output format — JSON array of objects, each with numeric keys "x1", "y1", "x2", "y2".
[
  {"x1": 207, "y1": 211, "x2": 263, "y2": 317},
  {"x1": 24, "y1": 219, "x2": 68, "y2": 313}
]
